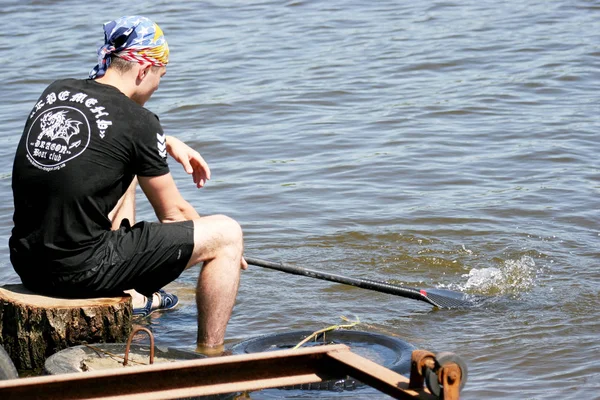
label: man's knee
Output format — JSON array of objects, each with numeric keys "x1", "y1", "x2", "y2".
[
  {"x1": 208, "y1": 214, "x2": 243, "y2": 246},
  {"x1": 189, "y1": 215, "x2": 243, "y2": 264}
]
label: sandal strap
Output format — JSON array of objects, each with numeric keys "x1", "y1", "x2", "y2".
[
  {"x1": 157, "y1": 289, "x2": 178, "y2": 309},
  {"x1": 133, "y1": 295, "x2": 153, "y2": 317}
]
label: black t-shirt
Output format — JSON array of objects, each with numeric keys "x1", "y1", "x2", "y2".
[{"x1": 10, "y1": 78, "x2": 170, "y2": 275}]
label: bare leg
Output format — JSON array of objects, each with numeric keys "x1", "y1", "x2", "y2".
[{"x1": 186, "y1": 215, "x2": 245, "y2": 353}]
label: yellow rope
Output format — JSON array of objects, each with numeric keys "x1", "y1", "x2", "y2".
[{"x1": 292, "y1": 316, "x2": 360, "y2": 349}]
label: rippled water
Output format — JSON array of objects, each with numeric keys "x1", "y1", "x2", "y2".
[{"x1": 1, "y1": 1, "x2": 599, "y2": 399}]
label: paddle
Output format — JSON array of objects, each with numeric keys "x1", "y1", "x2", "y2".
[{"x1": 245, "y1": 256, "x2": 476, "y2": 309}]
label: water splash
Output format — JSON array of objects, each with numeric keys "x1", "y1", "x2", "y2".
[{"x1": 458, "y1": 256, "x2": 537, "y2": 296}]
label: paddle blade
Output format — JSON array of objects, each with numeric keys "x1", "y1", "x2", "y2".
[{"x1": 418, "y1": 288, "x2": 475, "y2": 309}]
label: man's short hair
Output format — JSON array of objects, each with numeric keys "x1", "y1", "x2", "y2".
[
  {"x1": 108, "y1": 55, "x2": 164, "y2": 75},
  {"x1": 108, "y1": 55, "x2": 136, "y2": 74}
]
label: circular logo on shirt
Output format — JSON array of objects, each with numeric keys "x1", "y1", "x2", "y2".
[{"x1": 26, "y1": 106, "x2": 91, "y2": 168}]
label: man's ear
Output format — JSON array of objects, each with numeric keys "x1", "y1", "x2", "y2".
[{"x1": 137, "y1": 63, "x2": 152, "y2": 80}]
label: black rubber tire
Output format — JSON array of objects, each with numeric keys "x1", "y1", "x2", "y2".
[
  {"x1": 0, "y1": 344, "x2": 19, "y2": 380},
  {"x1": 231, "y1": 329, "x2": 415, "y2": 391}
]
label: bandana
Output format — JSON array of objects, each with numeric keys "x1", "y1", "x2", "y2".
[{"x1": 89, "y1": 16, "x2": 169, "y2": 79}]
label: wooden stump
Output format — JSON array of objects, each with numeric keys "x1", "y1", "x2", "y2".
[{"x1": 0, "y1": 284, "x2": 132, "y2": 371}]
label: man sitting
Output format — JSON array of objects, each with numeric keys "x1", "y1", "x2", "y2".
[{"x1": 9, "y1": 15, "x2": 247, "y2": 354}]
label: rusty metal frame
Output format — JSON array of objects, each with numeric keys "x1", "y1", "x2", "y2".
[
  {"x1": 408, "y1": 350, "x2": 462, "y2": 400},
  {"x1": 0, "y1": 344, "x2": 445, "y2": 400}
]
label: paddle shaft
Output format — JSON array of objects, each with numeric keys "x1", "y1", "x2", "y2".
[{"x1": 245, "y1": 256, "x2": 433, "y2": 305}]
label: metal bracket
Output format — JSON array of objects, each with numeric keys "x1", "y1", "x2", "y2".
[{"x1": 408, "y1": 349, "x2": 467, "y2": 400}]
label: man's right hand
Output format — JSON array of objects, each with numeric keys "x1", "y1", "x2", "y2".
[{"x1": 165, "y1": 136, "x2": 211, "y2": 188}]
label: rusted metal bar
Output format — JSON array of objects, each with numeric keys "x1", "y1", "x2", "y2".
[
  {"x1": 325, "y1": 348, "x2": 438, "y2": 400},
  {"x1": 0, "y1": 344, "x2": 460, "y2": 400},
  {"x1": 123, "y1": 327, "x2": 155, "y2": 366},
  {"x1": 0, "y1": 344, "x2": 350, "y2": 400}
]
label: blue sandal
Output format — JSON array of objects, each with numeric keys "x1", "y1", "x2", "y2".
[{"x1": 133, "y1": 289, "x2": 179, "y2": 318}]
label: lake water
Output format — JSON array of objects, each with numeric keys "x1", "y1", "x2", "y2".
[{"x1": 0, "y1": 1, "x2": 598, "y2": 399}]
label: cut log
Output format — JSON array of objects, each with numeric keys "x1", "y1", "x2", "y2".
[{"x1": 0, "y1": 284, "x2": 132, "y2": 371}]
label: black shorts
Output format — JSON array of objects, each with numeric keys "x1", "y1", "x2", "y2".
[{"x1": 19, "y1": 220, "x2": 195, "y2": 298}]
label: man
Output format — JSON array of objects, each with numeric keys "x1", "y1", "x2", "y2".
[{"x1": 9, "y1": 16, "x2": 247, "y2": 354}]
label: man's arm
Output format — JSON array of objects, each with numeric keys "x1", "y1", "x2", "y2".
[{"x1": 138, "y1": 173, "x2": 200, "y2": 222}]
